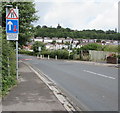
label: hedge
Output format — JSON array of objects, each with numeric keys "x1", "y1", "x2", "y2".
[
  {"x1": 2, "y1": 37, "x2": 17, "y2": 96},
  {"x1": 19, "y1": 49, "x2": 35, "y2": 56}
]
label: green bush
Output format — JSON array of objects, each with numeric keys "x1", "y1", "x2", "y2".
[
  {"x1": 48, "y1": 51, "x2": 55, "y2": 58},
  {"x1": 19, "y1": 49, "x2": 35, "y2": 56},
  {"x1": 56, "y1": 50, "x2": 69, "y2": 59},
  {"x1": 41, "y1": 50, "x2": 69, "y2": 59},
  {"x1": 80, "y1": 43, "x2": 102, "y2": 51},
  {"x1": 102, "y1": 45, "x2": 119, "y2": 52},
  {"x1": 41, "y1": 50, "x2": 50, "y2": 57},
  {"x1": 32, "y1": 41, "x2": 46, "y2": 53},
  {"x1": 73, "y1": 54, "x2": 80, "y2": 60},
  {"x1": 2, "y1": 37, "x2": 17, "y2": 96}
]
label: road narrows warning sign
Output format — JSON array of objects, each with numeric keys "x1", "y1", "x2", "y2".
[
  {"x1": 6, "y1": 8, "x2": 19, "y2": 19},
  {"x1": 6, "y1": 8, "x2": 19, "y2": 40}
]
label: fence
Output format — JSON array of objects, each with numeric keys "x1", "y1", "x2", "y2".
[{"x1": 89, "y1": 50, "x2": 118, "y2": 62}]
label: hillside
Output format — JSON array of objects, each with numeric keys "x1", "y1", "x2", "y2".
[{"x1": 34, "y1": 25, "x2": 119, "y2": 40}]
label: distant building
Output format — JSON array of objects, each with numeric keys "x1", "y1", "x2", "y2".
[
  {"x1": 73, "y1": 39, "x2": 79, "y2": 44},
  {"x1": 63, "y1": 38, "x2": 73, "y2": 43},
  {"x1": 52, "y1": 38, "x2": 63, "y2": 43},
  {"x1": 34, "y1": 37, "x2": 43, "y2": 42},
  {"x1": 44, "y1": 37, "x2": 53, "y2": 43},
  {"x1": 46, "y1": 43, "x2": 55, "y2": 50}
]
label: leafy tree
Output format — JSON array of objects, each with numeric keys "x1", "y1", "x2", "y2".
[
  {"x1": 57, "y1": 24, "x2": 62, "y2": 29},
  {"x1": 2, "y1": 2, "x2": 38, "y2": 46},
  {"x1": 65, "y1": 41, "x2": 70, "y2": 45},
  {"x1": 42, "y1": 25, "x2": 48, "y2": 28},
  {"x1": 96, "y1": 39, "x2": 101, "y2": 43},
  {"x1": 1, "y1": 2, "x2": 38, "y2": 95},
  {"x1": 34, "y1": 25, "x2": 118, "y2": 40},
  {"x1": 51, "y1": 40, "x2": 56, "y2": 44},
  {"x1": 80, "y1": 43, "x2": 102, "y2": 51},
  {"x1": 106, "y1": 30, "x2": 116, "y2": 34},
  {"x1": 32, "y1": 41, "x2": 46, "y2": 53},
  {"x1": 36, "y1": 25, "x2": 41, "y2": 29}
]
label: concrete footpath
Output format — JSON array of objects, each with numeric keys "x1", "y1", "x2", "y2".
[{"x1": 2, "y1": 61, "x2": 69, "y2": 112}]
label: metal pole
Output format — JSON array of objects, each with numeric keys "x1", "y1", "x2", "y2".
[
  {"x1": 16, "y1": 41, "x2": 18, "y2": 80},
  {"x1": 7, "y1": 41, "x2": 10, "y2": 76},
  {"x1": 16, "y1": 6, "x2": 18, "y2": 80}
]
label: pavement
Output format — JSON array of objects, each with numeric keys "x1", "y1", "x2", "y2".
[
  {"x1": 2, "y1": 61, "x2": 70, "y2": 112},
  {"x1": 65, "y1": 60, "x2": 119, "y2": 68}
]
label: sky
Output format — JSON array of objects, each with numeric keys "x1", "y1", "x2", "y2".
[{"x1": 34, "y1": 0, "x2": 119, "y2": 31}]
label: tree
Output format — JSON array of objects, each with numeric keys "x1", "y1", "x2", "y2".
[
  {"x1": 34, "y1": 24, "x2": 118, "y2": 40},
  {"x1": 2, "y1": 2, "x2": 38, "y2": 46},
  {"x1": 42, "y1": 25, "x2": 47, "y2": 28},
  {"x1": 32, "y1": 41, "x2": 46, "y2": 53},
  {"x1": 36, "y1": 25, "x2": 41, "y2": 29},
  {"x1": 96, "y1": 39, "x2": 101, "y2": 43},
  {"x1": 2, "y1": 34, "x2": 16, "y2": 95},
  {"x1": 106, "y1": 30, "x2": 116, "y2": 34},
  {"x1": 57, "y1": 24, "x2": 62, "y2": 29},
  {"x1": 51, "y1": 40, "x2": 56, "y2": 44},
  {"x1": 80, "y1": 43, "x2": 102, "y2": 51}
]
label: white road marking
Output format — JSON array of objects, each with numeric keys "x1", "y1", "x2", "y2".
[{"x1": 83, "y1": 70, "x2": 116, "y2": 80}]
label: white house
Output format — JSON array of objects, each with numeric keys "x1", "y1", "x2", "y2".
[
  {"x1": 63, "y1": 38, "x2": 73, "y2": 43},
  {"x1": 82, "y1": 39, "x2": 89, "y2": 43},
  {"x1": 34, "y1": 37, "x2": 43, "y2": 42},
  {"x1": 55, "y1": 44, "x2": 62, "y2": 50},
  {"x1": 46, "y1": 44, "x2": 55, "y2": 50},
  {"x1": 76, "y1": 45, "x2": 82, "y2": 48},
  {"x1": 112, "y1": 41, "x2": 118, "y2": 45},
  {"x1": 71, "y1": 44, "x2": 77, "y2": 48},
  {"x1": 88, "y1": 39, "x2": 96, "y2": 43},
  {"x1": 51, "y1": 38, "x2": 62, "y2": 43},
  {"x1": 44, "y1": 37, "x2": 53, "y2": 43},
  {"x1": 73, "y1": 39, "x2": 79, "y2": 44}
]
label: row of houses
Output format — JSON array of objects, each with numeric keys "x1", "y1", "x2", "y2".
[
  {"x1": 45, "y1": 43, "x2": 82, "y2": 50},
  {"x1": 34, "y1": 37, "x2": 78, "y2": 44},
  {"x1": 23, "y1": 37, "x2": 118, "y2": 51},
  {"x1": 33, "y1": 37, "x2": 118, "y2": 45}
]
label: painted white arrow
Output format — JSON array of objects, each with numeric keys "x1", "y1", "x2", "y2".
[{"x1": 7, "y1": 21, "x2": 13, "y2": 31}]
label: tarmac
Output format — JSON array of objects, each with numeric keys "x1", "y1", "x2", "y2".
[
  {"x1": 2, "y1": 57, "x2": 119, "y2": 113},
  {"x1": 2, "y1": 61, "x2": 70, "y2": 112}
]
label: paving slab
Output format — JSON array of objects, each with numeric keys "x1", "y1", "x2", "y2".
[{"x1": 2, "y1": 62, "x2": 66, "y2": 112}]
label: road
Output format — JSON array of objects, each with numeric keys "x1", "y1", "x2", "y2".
[{"x1": 19, "y1": 54, "x2": 118, "y2": 111}]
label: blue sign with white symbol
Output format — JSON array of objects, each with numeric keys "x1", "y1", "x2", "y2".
[{"x1": 6, "y1": 19, "x2": 19, "y2": 33}]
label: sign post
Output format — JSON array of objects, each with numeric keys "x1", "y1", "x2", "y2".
[{"x1": 6, "y1": 6, "x2": 19, "y2": 80}]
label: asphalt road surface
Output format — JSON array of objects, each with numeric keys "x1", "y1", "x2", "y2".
[{"x1": 19, "y1": 54, "x2": 118, "y2": 111}]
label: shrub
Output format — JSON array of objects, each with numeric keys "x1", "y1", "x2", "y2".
[
  {"x1": 80, "y1": 43, "x2": 102, "y2": 51},
  {"x1": 73, "y1": 54, "x2": 80, "y2": 60},
  {"x1": 19, "y1": 49, "x2": 35, "y2": 56},
  {"x1": 41, "y1": 50, "x2": 51, "y2": 57},
  {"x1": 32, "y1": 41, "x2": 46, "y2": 53},
  {"x1": 102, "y1": 45, "x2": 118, "y2": 52},
  {"x1": 2, "y1": 37, "x2": 17, "y2": 96},
  {"x1": 42, "y1": 50, "x2": 69, "y2": 59}
]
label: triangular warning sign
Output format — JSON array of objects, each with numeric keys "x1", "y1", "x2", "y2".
[{"x1": 6, "y1": 8, "x2": 19, "y2": 19}]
